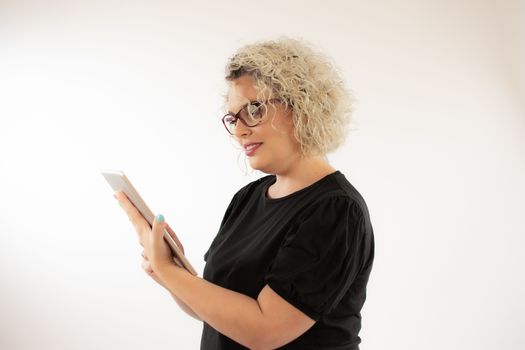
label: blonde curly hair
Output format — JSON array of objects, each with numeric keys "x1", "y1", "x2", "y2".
[{"x1": 225, "y1": 38, "x2": 353, "y2": 156}]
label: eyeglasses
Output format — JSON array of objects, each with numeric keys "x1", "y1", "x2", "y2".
[{"x1": 221, "y1": 98, "x2": 282, "y2": 135}]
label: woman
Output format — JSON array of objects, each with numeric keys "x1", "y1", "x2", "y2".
[{"x1": 115, "y1": 38, "x2": 375, "y2": 350}]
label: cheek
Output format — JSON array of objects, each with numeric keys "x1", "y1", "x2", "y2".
[
  {"x1": 270, "y1": 131, "x2": 299, "y2": 156},
  {"x1": 259, "y1": 114, "x2": 298, "y2": 153},
  {"x1": 280, "y1": 119, "x2": 298, "y2": 148},
  {"x1": 278, "y1": 113, "x2": 295, "y2": 140}
]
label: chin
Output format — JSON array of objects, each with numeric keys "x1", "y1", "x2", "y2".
[{"x1": 248, "y1": 158, "x2": 272, "y2": 174}]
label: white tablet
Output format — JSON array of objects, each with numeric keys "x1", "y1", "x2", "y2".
[{"x1": 101, "y1": 170, "x2": 197, "y2": 276}]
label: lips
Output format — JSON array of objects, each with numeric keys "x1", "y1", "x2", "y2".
[{"x1": 244, "y1": 142, "x2": 263, "y2": 156}]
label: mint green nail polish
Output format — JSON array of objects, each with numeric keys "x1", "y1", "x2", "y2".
[{"x1": 156, "y1": 214, "x2": 164, "y2": 223}]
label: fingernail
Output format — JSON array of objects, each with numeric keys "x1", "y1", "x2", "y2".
[{"x1": 156, "y1": 214, "x2": 164, "y2": 223}]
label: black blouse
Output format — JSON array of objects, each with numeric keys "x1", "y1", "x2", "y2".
[{"x1": 201, "y1": 171, "x2": 375, "y2": 350}]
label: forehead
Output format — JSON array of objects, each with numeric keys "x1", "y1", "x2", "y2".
[{"x1": 226, "y1": 76, "x2": 265, "y2": 111}]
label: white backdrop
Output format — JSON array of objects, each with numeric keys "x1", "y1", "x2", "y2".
[{"x1": 1, "y1": 0, "x2": 524, "y2": 349}]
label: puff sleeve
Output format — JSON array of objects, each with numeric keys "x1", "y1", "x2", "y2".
[
  {"x1": 203, "y1": 190, "x2": 241, "y2": 262},
  {"x1": 264, "y1": 196, "x2": 367, "y2": 320}
]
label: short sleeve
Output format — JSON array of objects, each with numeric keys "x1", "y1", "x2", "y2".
[
  {"x1": 203, "y1": 191, "x2": 240, "y2": 262},
  {"x1": 265, "y1": 196, "x2": 366, "y2": 320},
  {"x1": 204, "y1": 187, "x2": 246, "y2": 261}
]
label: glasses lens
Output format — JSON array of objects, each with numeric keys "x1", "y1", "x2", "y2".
[
  {"x1": 223, "y1": 115, "x2": 236, "y2": 133},
  {"x1": 223, "y1": 101, "x2": 271, "y2": 134},
  {"x1": 243, "y1": 102, "x2": 266, "y2": 126}
]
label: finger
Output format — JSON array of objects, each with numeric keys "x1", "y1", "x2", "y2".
[
  {"x1": 151, "y1": 214, "x2": 172, "y2": 262},
  {"x1": 141, "y1": 259, "x2": 166, "y2": 287},
  {"x1": 165, "y1": 223, "x2": 185, "y2": 254},
  {"x1": 114, "y1": 191, "x2": 146, "y2": 224},
  {"x1": 114, "y1": 191, "x2": 150, "y2": 234},
  {"x1": 141, "y1": 250, "x2": 148, "y2": 261},
  {"x1": 152, "y1": 214, "x2": 166, "y2": 243},
  {"x1": 141, "y1": 259, "x2": 154, "y2": 274}
]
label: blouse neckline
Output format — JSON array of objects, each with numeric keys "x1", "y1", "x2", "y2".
[{"x1": 263, "y1": 170, "x2": 342, "y2": 203}]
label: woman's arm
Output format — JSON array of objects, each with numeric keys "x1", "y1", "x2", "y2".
[
  {"x1": 141, "y1": 254, "x2": 201, "y2": 321},
  {"x1": 169, "y1": 292, "x2": 201, "y2": 321},
  {"x1": 114, "y1": 191, "x2": 313, "y2": 348},
  {"x1": 156, "y1": 265, "x2": 315, "y2": 350}
]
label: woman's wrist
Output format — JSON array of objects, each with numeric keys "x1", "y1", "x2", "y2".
[{"x1": 154, "y1": 261, "x2": 186, "y2": 286}]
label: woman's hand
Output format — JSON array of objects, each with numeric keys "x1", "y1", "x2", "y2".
[
  {"x1": 141, "y1": 250, "x2": 169, "y2": 289},
  {"x1": 114, "y1": 191, "x2": 202, "y2": 319},
  {"x1": 114, "y1": 191, "x2": 183, "y2": 275}
]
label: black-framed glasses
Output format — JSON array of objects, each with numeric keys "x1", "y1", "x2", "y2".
[{"x1": 221, "y1": 98, "x2": 282, "y2": 135}]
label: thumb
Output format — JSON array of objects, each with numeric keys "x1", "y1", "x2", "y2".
[
  {"x1": 152, "y1": 214, "x2": 166, "y2": 243},
  {"x1": 150, "y1": 214, "x2": 175, "y2": 270}
]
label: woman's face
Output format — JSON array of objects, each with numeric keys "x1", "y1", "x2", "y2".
[{"x1": 226, "y1": 75, "x2": 301, "y2": 174}]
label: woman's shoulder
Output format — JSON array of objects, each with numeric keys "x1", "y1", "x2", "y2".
[
  {"x1": 229, "y1": 174, "x2": 275, "y2": 204},
  {"x1": 330, "y1": 171, "x2": 371, "y2": 212},
  {"x1": 301, "y1": 171, "x2": 372, "y2": 224}
]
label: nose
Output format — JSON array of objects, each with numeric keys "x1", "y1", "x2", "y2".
[{"x1": 233, "y1": 119, "x2": 252, "y2": 138}]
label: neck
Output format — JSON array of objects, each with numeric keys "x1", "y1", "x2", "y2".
[{"x1": 268, "y1": 155, "x2": 336, "y2": 199}]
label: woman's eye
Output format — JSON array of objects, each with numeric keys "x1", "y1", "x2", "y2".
[
  {"x1": 225, "y1": 116, "x2": 236, "y2": 125},
  {"x1": 248, "y1": 103, "x2": 264, "y2": 118}
]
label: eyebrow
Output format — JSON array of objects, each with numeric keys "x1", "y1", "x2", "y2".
[{"x1": 227, "y1": 100, "x2": 258, "y2": 115}]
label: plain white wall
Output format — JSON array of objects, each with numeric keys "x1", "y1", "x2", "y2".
[{"x1": 1, "y1": 0, "x2": 524, "y2": 349}]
